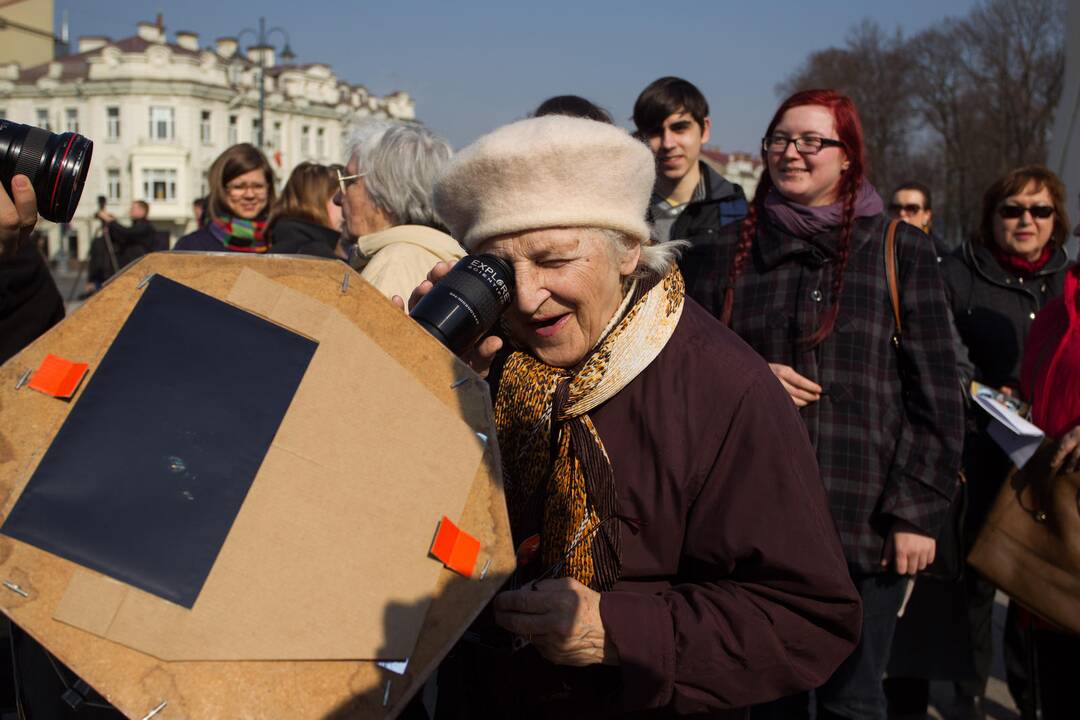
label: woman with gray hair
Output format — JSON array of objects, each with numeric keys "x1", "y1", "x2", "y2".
[
  {"x1": 404, "y1": 115, "x2": 861, "y2": 717},
  {"x1": 335, "y1": 123, "x2": 464, "y2": 301}
]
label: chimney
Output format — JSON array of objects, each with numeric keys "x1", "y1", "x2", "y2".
[
  {"x1": 175, "y1": 31, "x2": 199, "y2": 51},
  {"x1": 136, "y1": 21, "x2": 165, "y2": 44},
  {"x1": 215, "y1": 37, "x2": 238, "y2": 59},
  {"x1": 246, "y1": 44, "x2": 275, "y2": 67},
  {"x1": 78, "y1": 36, "x2": 109, "y2": 54}
]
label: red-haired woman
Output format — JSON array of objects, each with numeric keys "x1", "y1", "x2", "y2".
[{"x1": 685, "y1": 89, "x2": 965, "y2": 719}]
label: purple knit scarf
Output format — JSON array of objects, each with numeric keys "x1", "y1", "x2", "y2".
[{"x1": 764, "y1": 180, "x2": 884, "y2": 239}]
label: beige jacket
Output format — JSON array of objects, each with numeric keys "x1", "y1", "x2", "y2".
[{"x1": 357, "y1": 225, "x2": 465, "y2": 302}]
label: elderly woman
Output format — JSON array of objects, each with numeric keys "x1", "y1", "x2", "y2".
[
  {"x1": 335, "y1": 123, "x2": 464, "y2": 301},
  {"x1": 409, "y1": 115, "x2": 860, "y2": 718}
]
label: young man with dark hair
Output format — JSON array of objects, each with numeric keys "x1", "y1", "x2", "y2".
[{"x1": 633, "y1": 76, "x2": 747, "y2": 252}]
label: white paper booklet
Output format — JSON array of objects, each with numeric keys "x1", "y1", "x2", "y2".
[{"x1": 972, "y1": 391, "x2": 1045, "y2": 468}]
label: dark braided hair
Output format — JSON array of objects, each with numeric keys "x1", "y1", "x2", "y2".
[{"x1": 721, "y1": 89, "x2": 868, "y2": 349}]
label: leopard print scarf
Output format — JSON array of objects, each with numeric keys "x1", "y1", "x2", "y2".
[{"x1": 494, "y1": 266, "x2": 685, "y2": 591}]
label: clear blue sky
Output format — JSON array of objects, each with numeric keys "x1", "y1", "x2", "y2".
[{"x1": 54, "y1": 0, "x2": 979, "y2": 153}]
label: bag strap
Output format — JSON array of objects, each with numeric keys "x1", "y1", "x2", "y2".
[{"x1": 884, "y1": 219, "x2": 902, "y2": 347}]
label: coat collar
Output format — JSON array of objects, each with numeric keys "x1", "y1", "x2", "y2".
[
  {"x1": 966, "y1": 241, "x2": 1069, "y2": 284},
  {"x1": 755, "y1": 215, "x2": 879, "y2": 271}
]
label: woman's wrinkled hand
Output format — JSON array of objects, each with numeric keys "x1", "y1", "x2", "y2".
[
  {"x1": 493, "y1": 577, "x2": 617, "y2": 667},
  {"x1": 1051, "y1": 426, "x2": 1080, "y2": 474},
  {"x1": 881, "y1": 518, "x2": 936, "y2": 575},
  {"x1": 0, "y1": 175, "x2": 37, "y2": 258},
  {"x1": 391, "y1": 261, "x2": 504, "y2": 378},
  {"x1": 768, "y1": 363, "x2": 822, "y2": 407}
]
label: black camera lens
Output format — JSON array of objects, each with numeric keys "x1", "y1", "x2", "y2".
[
  {"x1": 410, "y1": 254, "x2": 515, "y2": 355},
  {"x1": 0, "y1": 120, "x2": 93, "y2": 223}
]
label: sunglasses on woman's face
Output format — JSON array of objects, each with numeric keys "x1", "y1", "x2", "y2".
[
  {"x1": 998, "y1": 204, "x2": 1054, "y2": 220},
  {"x1": 888, "y1": 203, "x2": 923, "y2": 214}
]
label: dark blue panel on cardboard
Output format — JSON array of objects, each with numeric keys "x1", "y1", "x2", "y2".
[{"x1": 2, "y1": 275, "x2": 316, "y2": 608}]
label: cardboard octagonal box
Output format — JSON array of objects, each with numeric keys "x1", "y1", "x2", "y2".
[{"x1": 0, "y1": 253, "x2": 513, "y2": 719}]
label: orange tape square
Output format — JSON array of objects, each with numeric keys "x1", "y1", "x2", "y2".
[
  {"x1": 28, "y1": 354, "x2": 89, "y2": 399},
  {"x1": 430, "y1": 515, "x2": 480, "y2": 578}
]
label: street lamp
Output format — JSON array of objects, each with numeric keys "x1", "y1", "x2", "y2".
[{"x1": 237, "y1": 17, "x2": 294, "y2": 149}]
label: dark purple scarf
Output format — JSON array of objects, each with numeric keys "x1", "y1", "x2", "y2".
[{"x1": 764, "y1": 181, "x2": 884, "y2": 239}]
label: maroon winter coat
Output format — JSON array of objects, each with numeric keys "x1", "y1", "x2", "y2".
[{"x1": 439, "y1": 299, "x2": 861, "y2": 718}]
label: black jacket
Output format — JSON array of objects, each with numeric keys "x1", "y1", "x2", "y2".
[
  {"x1": 0, "y1": 241, "x2": 64, "y2": 364},
  {"x1": 267, "y1": 217, "x2": 340, "y2": 259},
  {"x1": 940, "y1": 240, "x2": 1070, "y2": 538},
  {"x1": 940, "y1": 241, "x2": 1069, "y2": 391},
  {"x1": 667, "y1": 164, "x2": 747, "y2": 294},
  {"x1": 107, "y1": 218, "x2": 155, "y2": 269}
]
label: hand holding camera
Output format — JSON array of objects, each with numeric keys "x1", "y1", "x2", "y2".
[
  {"x1": 394, "y1": 255, "x2": 514, "y2": 377},
  {"x1": 0, "y1": 174, "x2": 38, "y2": 259}
]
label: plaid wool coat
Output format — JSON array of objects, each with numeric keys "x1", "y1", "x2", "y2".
[{"x1": 685, "y1": 214, "x2": 965, "y2": 572}]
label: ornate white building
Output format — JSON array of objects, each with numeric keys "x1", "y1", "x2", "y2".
[{"x1": 0, "y1": 18, "x2": 415, "y2": 258}]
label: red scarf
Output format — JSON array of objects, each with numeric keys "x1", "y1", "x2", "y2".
[{"x1": 991, "y1": 244, "x2": 1053, "y2": 278}]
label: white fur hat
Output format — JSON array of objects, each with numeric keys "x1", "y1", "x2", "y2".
[{"x1": 433, "y1": 115, "x2": 655, "y2": 250}]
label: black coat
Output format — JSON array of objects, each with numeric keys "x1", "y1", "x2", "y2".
[
  {"x1": 940, "y1": 241, "x2": 1069, "y2": 391},
  {"x1": 887, "y1": 240, "x2": 1070, "y2": 683},
  {"x1": 939, "y1": 240, "x2": 1070, "y2": 533},
  {"x1": 669, "y1": 164, "x2": 747, "y2": 291},
  {"x1": 267, "y1": 217, "x2": 340, "y2": 259},
  {"x1": 0, "y1": 242, "x2": 64, "y2": 365},
  {"x1": 107, "y1": 219, "x2": 155, "y2": 269}
]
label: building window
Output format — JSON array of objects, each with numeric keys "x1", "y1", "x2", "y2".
[
  {"x1": 316, "y1": 127, "x2": 326, "y2": 158},
  {"x1": 228, "y1": 115, "x2": 238, "y2": 145},
  {"x1": 199, "y1": 170, "x2": 209, "y2": 198},
  {"x1": 106, "y1": 168, "x2": 122, "y2": 202},
  {"x1": 199, "y1": 110, "x2": 211, "y2": 144},
  {"x1": 36, "y1": 108, "x2": 50, "y2": 130},
  {"x1": 301, "y1": 125, "x2": 310, "y2": 156},
  {"x1": 142, "y1": 168, "x2": 177, "y2": 201},
  {"x1": 271, "y1": 120, "x2": 282, "y2": 149},
  {"x1": 149, "y1": 106, "x2": 175, "y2": 141},
  {"x1": 252, "y1": 118, "x2": 261, "y2": 146},
  {"x1": 65, "y1": 108, "x2": 79, "y2": 133},
  {"x1": 106, "y1": 107, "x2": 120, "y2": 140}
]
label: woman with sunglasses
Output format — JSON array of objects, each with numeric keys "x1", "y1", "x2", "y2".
[
  {"x1": 175, "y1": 143, "x2": 275, "y2": 253},
  {"x1": 917, "y1": 165, "x2": 1072, "y2": 716},
  {"x1": 685, "y1": 89, "x2": 965, "y2": 720}
]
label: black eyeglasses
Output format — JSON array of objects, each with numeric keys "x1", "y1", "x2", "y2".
[
  {"x1": 889, "y1": 203, "x2": 924, "y2": 214},
  {"x1": 762, "y1": 134, "x2": 844, "y2": 155},
  {"x1": 998, "y1": 204, "x2": 1054, "y2": 220}
]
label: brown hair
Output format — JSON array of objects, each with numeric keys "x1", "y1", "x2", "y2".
[
  {"x1": 723, "y1": 89, "x2": 867, "y2": 349},
  {"x1": 207, "y1": 143, "x2": 276, "y2": 220},
  {"x1": 267, "y1": 162, "x2": 341, "y2": 233},
  {"x1": 977, "y1": 165, "x2": 1070, "y2": 251}
]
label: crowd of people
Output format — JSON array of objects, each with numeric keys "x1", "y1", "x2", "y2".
[{"x1": 0, "y1": 74, "x2": 1078, "y2": 720}]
